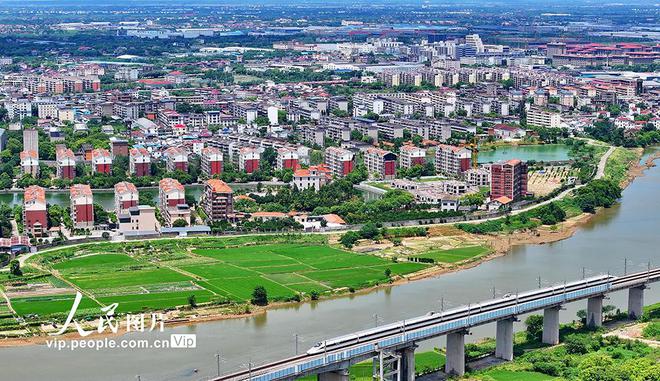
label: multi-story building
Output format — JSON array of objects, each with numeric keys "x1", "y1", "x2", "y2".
[
  {"x1": 465, "y1": 167, "x2": 491, "y2": 187},
  {"x1": 527, "y1": 106, "x2": 561, "y2": 128},
  {"x1": 20, "y1": 150, "x2": 39, "y2": 177},
  {"x1": 117, "y1": 206, "x2": 158, "y2": 235},
  {"x1": 324, "y1": 147, "x2": 354, "y2": 178},
  {"x1": 158, "y1": 178, "x2": 190, "y2": 227},
  {"x1": 109, "y1": 137, "x2": 129, "y2": 158},
  {"x1": 129, "y1": 147, "x2": 151, "y2": 177},
  {"x1": 91, "y1": 148, "x2": 112, "y2": 174},
  {"x1": 276, "y1": 147, "x2": 299, "y2": 171},
  {"x1": 164, "y1": 147, "x2": 188, "y2": 173},
  {"x1": 434, "y1": 144, "x2": 472, "y2": 177},
  {"x1": 201, "y1": 147, "x2": 223, "y2": 177},
  {"x1": 56, "y1": 147, "x2": 76, "y2": 180},
  {"x1": 490, "y1": 159, "x2": 528, "y2": 201},
  {"x1": 114, "y1": 181, "x2": 139, "y2": 215},
  {"x1": 364, "y1": 147, "x2": 397, "y2": 180},
  {"x1": 23, "y1": 129, "x2": 38, "y2": 152},
  {"x1": 293, "y1": 165, "x2": 332, "y2": 191},
  {"x1": 399, "y1": 145, "x2": 426, "y2": 169},
  {"x1": 70, "y1": 184, "x2": 94, "y2": 229},
  {"x1": 23, "y1": 185, "x2": 47, "y2": 237},
  {"x1": 238, "y1": 146, "x2": 260, "y2": 174},
  {"x1": 202, "y1": 179, "x2": 234, "y2": 223}
]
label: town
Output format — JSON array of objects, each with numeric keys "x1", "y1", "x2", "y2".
[{"x1": 0, "y1": 2, "x2": 658, "y2": 381}]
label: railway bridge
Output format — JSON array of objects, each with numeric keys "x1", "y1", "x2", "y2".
[{"x1": 212, "y1": 268, "x2": 659, "y2": 381}]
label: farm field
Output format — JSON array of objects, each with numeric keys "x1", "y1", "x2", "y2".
[
  {"x1": 410, "y1": 245, "x2": 491, "y2": 264},
  {"x1": 5, "y1": 237, "x2": 430, "y2": 320}
]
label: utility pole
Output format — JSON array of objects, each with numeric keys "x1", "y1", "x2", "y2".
[
  {"x1": 582, "y1": 267, "x2": 586, "y2": 279},
  {"x1": 294, "y1": 334, "x2": 298, "y2": 355},
  {"x1": 538, "y1": 276, "x2": 541, "y2": 289},
  {"x1": 215, "y1": 352, "x2": 221, "y2": 377},
  {"x1": 624, "y1": 258, "x2": 628, "y2": 275},
  {"x1": 492, "y1": 287, "x2": 496, "y2": 298}
]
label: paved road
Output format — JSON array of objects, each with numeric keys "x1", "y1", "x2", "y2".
[{"x1": 509, "y1": 146, "x2": 615, "y2": 216}]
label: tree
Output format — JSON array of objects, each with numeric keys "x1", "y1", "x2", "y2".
[
  {"x1": 9, "y1": 259, "x2": 22, "y2": 276},
  {"x1": 310, "y1": 290, "x2": 320, "y2": 301},
  {"x1": 339, "y1": 231, "x2": 361, "y2": 248},
  {"x1": 251, "y1": 286, "x2": 268, "y2": 306},
  {"x1": 384, "y1": 268, "x2": 392, "y2": 278},
  {"x1": 525, "y1": 314, "x2": 543, "y2": 342},
  {"x1": 172, "y1": 219, "x2": 188, "y2": 228},
  {"x1": 187, "y1": 294, "x2": 197, "y2": 308},
  {"x1": 359, "y1": 223, "x2": 380, "y2": 240}
]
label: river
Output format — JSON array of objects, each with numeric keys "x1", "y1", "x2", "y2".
[{"x1": 1, "y1": 150, "x2": 658, "y2": 381}]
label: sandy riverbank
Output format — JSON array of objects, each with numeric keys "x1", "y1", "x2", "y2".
[{"x1": 2, "y1": 150, "x2": 658, "y2": 347}]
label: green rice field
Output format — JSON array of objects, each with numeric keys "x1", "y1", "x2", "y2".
[
  {"x1": 411, "y1": 245, "x2": 491, "y2": 264},
  {"x1": 5, "y1": 236, "x2": 430, "y2": 318}
]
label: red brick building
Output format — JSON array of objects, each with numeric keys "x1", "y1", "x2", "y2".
[
  {"x1": 490, "y1": 159, "x2": 528, "y2": 201},
  {"x1": 324, "y1": 147, "x2": 354, "y2": 178},
  {"x1": 276, "y1": 147, "x2": 299, "y2": 171},
  {"x1": 91, "y1": 148, "x2": 112, "y2": 174},
  {"x1": 238, "y1": 146, "x2": 260, "y2": 174},
  {"x1": 129, "y1": 147, "x2": 151, "y2": 177},
  {"x1": 365, "y1": 147, "x2": 397, "y2": 180},
  {"x1": 114, "y1": 181, "x2": 139, "y2": 214},
  {"x1": 56, "y1": 147, "x2": 76, "y2": 180},
  {"x1": 23, "y1": 185, "x2": 47, "y2": 237},
  {"x1": 70, "y1": 184, "x2": 94, "y2": 229},
  {"x1": 202, "y1": 179, "x2": 234, "y2": 223},
  {"x1": 201, "y1": 147, "x2": 223, "y2": 177}
]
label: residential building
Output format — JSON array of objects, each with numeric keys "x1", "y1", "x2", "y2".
[
  {"x1": 490, "y1": 159, "x2": 528, "y2": 200},
  {"x1": 56, "y1": 147, "x2": 76, "y2": 180},
  {"x1": 158, "y1": 178, "x2": 190, "y2": 227},
  {"x1": 527, "y1": 106, "x2": 561, "y2": 128},
  {"x1": 20, "y1": 150, "x2": 39, "y2": 177},
  {"x1": 324, "y1": 147, "x2": 355, "y2": 178},
  {"x1": 434, "y1": 144, "x2": 472, "y2": 177},
  {"x1": 129, "y1": 147, "x2": 151, "y2": 177},
  {"x1": 293, "y1": 165, "x2": 332, "y2": 191},
  {"x1": 465, "y1": 167, "x2": 490, "y2": 187},
  {"x1": 114, "y1": 181, "x2": 139, "y2": 214},
  {"x1": 238, "y1": 146, "x2": 260, "y2": 174},
  {"x1": 117, "y1": 206, "x2": 158, "y2": 235},
  {"x1": 399, "y1": 145, "x2": 426, "y2": 169},
  {"x1": 70, "y1": 184, "x2": 94, "y2": 229},
  {"x1": 23, "y1": 185, "x2": 47, "y2": 237},
  {"x1": 23, "y1": 129, "x2": 38, "y2": 152},
  {"x1": 201, "y1": 147, "x2": 223, "y2": 177},
  {"x1": 202, "y1": 179, "x2": 234, "y2": 223},
  {"x1": 109, "y1": 137, "x2": 129, "y2": 158},
  {"x1": 164, "y1": 147, "x2": 188, "y2": 172},
  {"x1": 364, "y1": 147, "x2": 397, "y2": 180},
  {"x1": 276, "y1": 147, "x2": 299, "y2": 171},
  {"x1": 91, "y1": 148, "x2": 112, "y2": 174}
]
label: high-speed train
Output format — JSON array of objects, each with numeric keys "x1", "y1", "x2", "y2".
[{"x1": 307, "y1": 274, "x2": 614, "y2": 355}]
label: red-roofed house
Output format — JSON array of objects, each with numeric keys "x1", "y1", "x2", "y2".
[
  {"x1": 70, "y1": 184, "x2": 94, "y2": 229},
  {"x1": 399, "y1": 145, "x2": 426, "y2": 169},
  {"x1": 239, "y1": 147, "x2": 260, "y2": 174},
  {"x1": 158, "y1": 178, "x2": 190, "y2": 227},
  {"x1": 165, "y1": 147, "x2": 188, "y2": 172},
  {"x1": 293, "y1": 165, "x2": 332, "y2": 191},
  {"x1": 276, "y1": 147, "x2": 300, "y2": 171},
  {"x1": 201, "y1": 147, "x2": 223, "y2": 177},
  {"x1": 23, "y1": 185, "x2": 47, "y2": 237},
  {"x1": 92, "y1": 148, "x2": 112, "y2": 174},
  {"x1": 130, "y1": 147, "x2": 151, "y2": 177},
  {"x1": 114, "y1": 181, "x2": 138, "y2": 214},
  {"x1": 202, "y1": 179, "x2": 234, "y2": 223},
  {"x1": 20, "y1": 150, "x2": 39, "y2": 177},
  {"x1": 56, "y1": 147, "x2": 76, "y2": 180}
]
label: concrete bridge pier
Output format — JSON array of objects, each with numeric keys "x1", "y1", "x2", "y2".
[
  {"x1": 628, "y1": 286, "x2": 645, "y2": 319},
  {"x1": 445, "y1": 331, "x2": 466, "y2": 376},
  {"x1": 495, "y1": 318, "x2": 514, "y2": 361},
  {"x1": 542, "y1": 306, "x2": 560, "y2": 345},
  {"x1": 587, "y1": 295, "x2": 604, "y2": 328},
  {"x1": 318, "y1": 367, "x2": 349, "y2": 381},
  {"x1": 398, "y1": 346, "x2": 417, "y2": 381}
]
